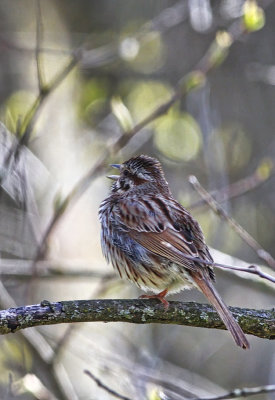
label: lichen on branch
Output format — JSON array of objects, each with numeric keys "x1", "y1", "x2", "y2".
[{"x1": 0, "y1": 299, "x2": 274, "y2": 339}]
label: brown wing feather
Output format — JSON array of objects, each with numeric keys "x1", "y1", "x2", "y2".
[
  {"x1": 129, "y1": 229, "x2": 199, "y2": 272},
  {"x1": 116, "y1": 196, "x2": 209, "y2": 273}
]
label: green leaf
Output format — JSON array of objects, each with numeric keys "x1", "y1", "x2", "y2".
[
  {"x1": 154, "y1": 112, "x2": 202, "y2": 162},
  {"x1": 111, "y1": 96, "x2": 134, "y2": 132},
  {"x1": 256, "y1": 158, "x2": 273, "y2": 180},
  {"x1": 243, "y1": 0, "x2": 265, "y2": 32}
]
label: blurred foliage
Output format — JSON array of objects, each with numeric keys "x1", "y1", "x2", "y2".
[
  {"x1": 219, "y1": 124, "x2": 252, "y2": 172},
  {"x1": 154, "y1": 111, "x2": 202, "y2": 161},
  {"x1": 125, "y1": 80, "x2": 173, "y2": 121},
  {"x1": 122, "y1": 31, "x2": 165, "y2": 73},
  {"x1": 77, "y1": 77, "x2": 110, "y2": 124},
  {"x1": 243, "y1": 0, "x2": 265, "y2": 32},
  {"x1": 256, "y1": 157, "x2": 273, "y2": 180},
  {"x1": 111, "y1": 96, "x2": 133, "y2": 131},
  {"x1": 2, "y1": 91, "x2": 36, "y2": 136},
  {"x1": 0, "y1": 338, "x2": 32, "y2": 381},
  {"x1": 147, "y1": 387, "x2": 162, "y2": 400}
]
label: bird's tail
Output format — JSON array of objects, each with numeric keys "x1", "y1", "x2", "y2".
[{"x1": 191, "y1": 273, "x2": 250, "y2": 349}]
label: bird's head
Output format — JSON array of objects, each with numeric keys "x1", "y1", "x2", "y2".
[{"x1": 108, "y1": 155, "x2": 169, "y2": 194}]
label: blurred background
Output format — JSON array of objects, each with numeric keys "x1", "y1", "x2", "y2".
[{"x1": 0, "y1": 0, "x2": 274, "y2": 399}]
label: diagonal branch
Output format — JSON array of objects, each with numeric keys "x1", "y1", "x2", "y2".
[
  {"x1": 84, "y1": 370, "x2": 132, "y2": 400},
  {"x1": 189, "y1": 175, "x2": 275, "y2": 270},
  {"x1": 0, "y1": 299, "x2": 274, "y2": 339},
  {"x1": 188, "y1": 163, "x2": 274, "y2": 211},
  {"x1": 194, "y1": 384, "x2": 275, "y2": 400}
]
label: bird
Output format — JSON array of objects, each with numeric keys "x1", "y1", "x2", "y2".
[{"x1": 99, "y1": 154, "x2": 249, "y2": 349}]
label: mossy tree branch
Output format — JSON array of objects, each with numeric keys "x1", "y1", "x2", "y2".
[{"x1": 0, "y1": 299, "x2": 274, "y2": 339}]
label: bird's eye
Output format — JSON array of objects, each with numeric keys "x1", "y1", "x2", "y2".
[{"x1": 123, "y1": 169, "x2": 130, "y2": 177}]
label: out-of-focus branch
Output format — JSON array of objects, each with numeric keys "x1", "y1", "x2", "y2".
[
  {"x1": 0, "y1": 280, "x2": 72, "y2": 400},
  {"x1": 0, "y1": 5, "x2": 82, "y2": 193},
  {"x1": 189, "y1": 175, "x2": 275, "y2": 270},
  {"x1": 84, "y1": 370, "x2": 132, "y2": 400},
  {"x1": 0, "y1": 1, "x2": 188, "y2": 70},
  {"x1": 0, "y1": 9, "x2": 79, "y2": 399},
  {"x1": 194, "y1": 384, "x2": 275, "y2": 400},
  {"x1": 0, "y1": 258, "x2": 115, "y2": 280},
  {"x1": 35, "y1": 0, "x2": 44, "y2": 92},
  {"x1": 189, "y1": 162, "x2": 274, "y2": 211},
  {"x1": 81, "y1": 0, "x2": 188, "y2": 70},
  {"x1": 0, "y1": 53, "x2": 79, "y2": 194},
  {"x1": 0, "y1": 299, "x2": 274, "y2": 339},
  {"x1": 11, "y1": 373, "x2": 59, "y2": 400},
  {"x1": 32, "y1": 13, "x2": 257, "y2": 265},
  {"x1": 18, "y1": 56, "x2": 79, "y2": 148},
  {"x1": 2, "y1": 255, "x2": 274, "y2": 285}
]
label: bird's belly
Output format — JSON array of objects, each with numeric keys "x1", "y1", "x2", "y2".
[
  {"x1": 101, "y1": 224, "x2": 198, "y2": 294},
  {"x1": 120, "y1": 258, "x2": 197, "y2": 295}
]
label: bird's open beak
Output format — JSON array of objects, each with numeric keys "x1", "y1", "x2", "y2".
[
  {"x1": 107, "y1": 164, "x2": 121, "y2": 180},
  {"x1": 110, "y1": 164, "x2": 121, "y2": 169}
]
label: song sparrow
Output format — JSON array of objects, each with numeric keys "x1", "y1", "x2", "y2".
[{"x1": 99, "y1": 155, "x2": 249, "y2": 349}]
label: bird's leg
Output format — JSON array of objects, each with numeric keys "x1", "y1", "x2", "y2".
[{"x1": 139, "y1": 289, "x2": 169, "y2": 310}]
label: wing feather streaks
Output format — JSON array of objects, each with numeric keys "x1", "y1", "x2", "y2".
[{"x1": 114, "y1": 197, "x2": 210, "y2": 273}]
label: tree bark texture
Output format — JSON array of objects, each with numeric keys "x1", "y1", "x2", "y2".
[{"x1": 0, "y1": 299, "x2": 274, "y2": 339}]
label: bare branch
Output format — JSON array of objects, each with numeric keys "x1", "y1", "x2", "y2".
[
  {"x1": 193, "y1": 384, "x2": 275, "y2": 400},
  {"x1": 84, "y1": 370, "x2": 132, "y2": 400},
  {"x1": 18, "y1": 56, "x2": 78, "y2": 148},
  {"x1": 0, "y1": 299, "x2": 274, "y2": 339},
  {"x1": 189, "y1": 164, "x2": 274, "y2": 211},
  {"x1": 35, "y1": 0, "x2": 44, "y2": 92},
  {"x1": 1, "y1": 255, "x2": 274, "y2": 285},
  {"x1": 189, "y1": 175, "x2": 275, "y2": 270},
  {"x1": 0, "y1": 55, "x2": 79, "y2": 200},
  {"x1": 212, "y1": 263, "x2": 275, "y2": 284},
  {"x1": 173, "y1": 252, "x2": 275, "y2": 285}
]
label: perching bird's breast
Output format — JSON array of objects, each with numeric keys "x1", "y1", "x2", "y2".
[{"x1": 99, "y1": 196, "x2": 196, "y2": 293}]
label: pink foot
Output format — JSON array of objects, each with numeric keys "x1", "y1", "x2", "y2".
[{"x1": 139, "y1": 289, "x2": 169, "y2": 310}]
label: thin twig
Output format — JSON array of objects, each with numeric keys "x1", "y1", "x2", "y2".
[
  {"x1": 212, "y1": 263, "x2": 275, "y2": 284},
  {"x1": 81, "y1": 0, "x2": 188, "y2": 70},
  {"x1": 189, "y1": 175, "x2": 275, "y2": 270},
  {"x1": 1, "y1": 255, "x2": 273, "y2": 284},
  {"x1": 19, "y1": 55, "x2": 78, "y2": 147},
  {"x1": 193, "y1": 384, "x2": 275, "y2": 400},
  {"x1": 0, "y1": 56, "x2": 79, "y2": 195},
  {"x1": 84, "y1": 370, "x2": 132, "y2": 400},
  {"x1": 5, "y1": 373, "x2": 14, "y2": 400},
  {"x1": 177, "y1": 252, "x2": 275, "y2": 285},
  {"x1": 189, "y1": 164, "x2": 274, "y2": 211},
  {"x1": 35, "y1": 0, "x2": 44, "y2": 92},
  {"x1": 0, "y1": 28, "x2": 85, "y2": 191}
]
